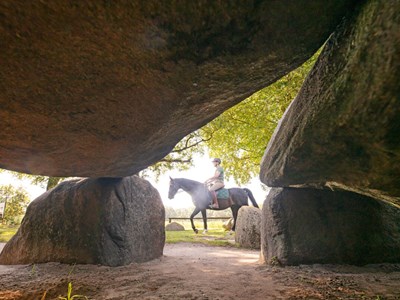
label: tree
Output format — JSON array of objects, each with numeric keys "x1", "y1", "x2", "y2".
[
  {"x1": 148, "y1": 50, "x2": 320, "y2": 183},
  {"x1": 145, "y1": 130, "x2": 213, "y2": 178},
  {"x1": 0, "y1": 185, "x2": 30, "y2": 223},
  {"x1": 202, "y1": 51, "x2": 319, "y2": 183},
  {"x1": 11, "y1": 173, "x2": 64, "y2": 190},
  {"x1": 0, "y1": 168, "x2": 66, "y2": 191}
]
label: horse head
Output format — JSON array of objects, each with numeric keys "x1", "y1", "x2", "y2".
[{"x1": 168, "y1": 177, "x2": 180, "y2": 199}]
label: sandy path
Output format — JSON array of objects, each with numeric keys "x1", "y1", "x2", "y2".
[{"x1": 0, "y1": 243, "x2": 400, "y2": 299}]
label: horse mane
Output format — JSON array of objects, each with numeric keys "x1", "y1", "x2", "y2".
[{"x1": 175, "y1": 178, "x2": 203, "y2": 186}]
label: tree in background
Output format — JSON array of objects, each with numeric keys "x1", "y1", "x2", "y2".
[
  {"x1": 0, "y1": 169, "x2": 65, "y2": 191},
  {"x1": 10, "y1": 173, "x2": 64, "y2": 191},
  {"x1": 0, "y1": 185, "x2": 30, "y2": 224},
  {"x1": 202, "y1": 51, "x2": 320, "y2": 183},
  {"x1": 149, "y1": 50, "x2": 320, "y2": 184},
  {"x1": 144, "y1": 130, "x2": 214, "y2": 178}
]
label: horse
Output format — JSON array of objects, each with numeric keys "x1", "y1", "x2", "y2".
[{"x1": 168, "y1": 177, "x2": 259, "y2": 234}]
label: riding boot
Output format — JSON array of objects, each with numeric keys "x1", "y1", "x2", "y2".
[{"x1": 209, "y1": 191, "x2": 219, "y2": 209}]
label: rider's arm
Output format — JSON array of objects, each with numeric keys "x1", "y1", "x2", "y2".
[
  {"x1": 213, "y1": 170, "x2": 221, "y2": 178},
  {"x1": 205, "y1": 170, "x2": 220, "y2": 183}
]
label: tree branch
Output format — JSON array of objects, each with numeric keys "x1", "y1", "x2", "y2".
[
  {"x1": 159, "y1": 158, "x2": 192, "y2": 164},
  {"x1": 171, "y1": 131, "x2": 214, "y2": 154}
]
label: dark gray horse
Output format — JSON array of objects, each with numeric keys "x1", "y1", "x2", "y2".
[{"x1": 168, "y1": 177, "x2": 259, "y2": 234}]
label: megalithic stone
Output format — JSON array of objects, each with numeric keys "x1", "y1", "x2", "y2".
[
  {"x1": 0, "y1": 176, "x2": 165, "y2": 266},
  {"x1": 0, "y1": 0, "x2": 359, "y2": 177},
  {"x1": 261, "y1": 188, "x2": 400, "y2": 266},
  {"x1": 260, "y1": 0, "x2": 400, "y2": 206}
]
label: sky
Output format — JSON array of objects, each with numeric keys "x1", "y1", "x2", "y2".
[
  {"x1": 0, "y1": 153, "x2": 269, "y2": 209},
  {"x1": 0, "y1": 172, "x2": 45, "y2": 200}
]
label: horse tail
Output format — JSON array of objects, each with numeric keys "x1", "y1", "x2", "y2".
[{"x1": 242, "y1": 188, "x2": 259, "y2": 208}]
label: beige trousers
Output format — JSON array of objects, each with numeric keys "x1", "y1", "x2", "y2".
[{"x1": 209, "y1": 180, "x2": 225, "y2": 191}]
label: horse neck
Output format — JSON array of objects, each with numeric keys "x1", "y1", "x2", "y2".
[{"x1": 177, "y1": 179, "x2": 204, "y2": 195}]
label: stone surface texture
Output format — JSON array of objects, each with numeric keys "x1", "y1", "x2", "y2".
[
  {"x1": 0, "y1": 1, "x2": 358, "y2": 177},
  {"x1": 260, "y1": 0, "x2": 400, "y2": 206},
  {"x1": 0, "y1": 176, "x2": 165, "y2": 266},
  {"x1": 165, "y1": 222, "x2": 185, "y2": 231},
  {"x1": 235, "y1": 206, "x2": 261, "y2": 249},
  {"x1": 261, "y1": 188, "x2": 400, "y2": 266}
]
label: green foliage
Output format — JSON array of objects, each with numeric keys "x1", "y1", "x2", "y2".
[
  {"x1": 146, "y1": 131, "x2": 210, "y2": 178},
  {"x1": 11, "y1": 171, "x2": 64, "y2": 190},
  {"x1": 31, "y1": 264, "x2": 37, "y2": 277},
  {"x1": 0, "y1": 224, "x2": 19, "y2": 242},
  {"x1": 0, "y1": 185, "x2": 29, "y2": 223},
  {"x1": 147, "y1": 51, "x2": 320, "y2": 183},
  {"x1": 166, "y1": 227, "x2": 235, "y2": 247},
  {"x1": 0, "y1": 168, "x2": 66, "y2": 191},
  {"x1": 269, "y1": 256, "x2": 282, "y2": 266},
  {"x1": 46, "y1": 177, "x2": 64, "y2": 190},
  {"x1": 58, "y1": 282, "x2": 88, "y2": 300},
  {"x1": 202, "y1": 51, "x2": 320, "y2": 183}
]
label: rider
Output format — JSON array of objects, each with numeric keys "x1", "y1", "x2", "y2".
[{"x1": 205, "y1": 158, "x2": 225, "y2": 209}]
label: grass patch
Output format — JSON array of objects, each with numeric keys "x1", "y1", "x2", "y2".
[
  {"x1": 165, "y1": 220, "x2": 236, "y2": 247},
  {"x1": 166, "y1": 229, "x2": 235, "y2": 247},
  {"x1": 0, "y1": 225, "x2": 19, "y2": 242},
  {"x1": 0, "y1": 221, "x2": 234, "y2": 247},
  {"x1": 166, "y1": 220, "x2": 229, "y2": 230}
]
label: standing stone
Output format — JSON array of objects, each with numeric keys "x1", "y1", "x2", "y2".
[
  {"x1": 0, "y1": 176, "x2": 165, "y2": 266},
  {"x1": 260, "y1": 0, "x2": 400, "y2": 206},
  {"x1": 165, "y1": 222, "x2": 185, "y2": 231},
  {"x1": 235, "y1": 206, "x2": 261, "y2": 249},
  {"x1": 261, "y1": 188, "x2": 400, "y2": 266}
]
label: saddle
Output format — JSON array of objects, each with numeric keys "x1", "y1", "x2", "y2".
[
  {"x1": 209, "y1": 187, "x2": 233, "y2": 209},
  {"x1": 216, "y1": 188, "x2": 230, "y2": 199}
]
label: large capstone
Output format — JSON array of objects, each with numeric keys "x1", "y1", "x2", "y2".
[
  {"x1": 0, "y1": 1, "x2": 359, "y2": 177},
  {"x1": 260, "y1": 0, "x2": 400, "y2": 206},
  {"x1": 235, "y1": 206, "x2": 261, "y2": 249},
  {"x1": 261, "y1": 188, "x2": 400, "y2": 266},
  {"x1": 0, "y1": 176, "x2": 165, "y2": 266}
]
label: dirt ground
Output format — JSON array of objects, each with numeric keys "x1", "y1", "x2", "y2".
[{"x1": 0, "y1": 242, "x2": 400, "y2": 300}]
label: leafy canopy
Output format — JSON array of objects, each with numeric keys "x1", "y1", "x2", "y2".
[
  {"x1": 0, "y1": 184, "x2": 29, "y2": 223},
  {"x1": 149, "y1": 50, "x2": 320, "y2": 184}
]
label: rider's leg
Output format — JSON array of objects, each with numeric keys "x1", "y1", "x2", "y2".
[
  {"x1": 209, "y1": 181, "x2": 224, "y2": 208},
  {"x1": 210, "y1": 181, "x2": 224, "y2": 191}
]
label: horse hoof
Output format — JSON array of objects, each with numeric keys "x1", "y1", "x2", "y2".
[
  {"x1": 194, "y1": 229, "x2": 199, "y2": 234},
  {"x1": 202, "y1": 230, "x2": 208, "y2": 234}
]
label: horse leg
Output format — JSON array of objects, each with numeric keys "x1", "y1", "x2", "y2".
[
  {"x1": 230, "y1": 205, "x2": 240, "y2": 231},
  {"x1": 201, "y1": 209, "x2": 208, "y2": 234},
  {"x1": 190, "y1": 207, "x2": 201, "y2": 234}
]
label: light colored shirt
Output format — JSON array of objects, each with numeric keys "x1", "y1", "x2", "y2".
[{"x1": 215, "y1": 166, "x2": 224, "y2": 182}]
